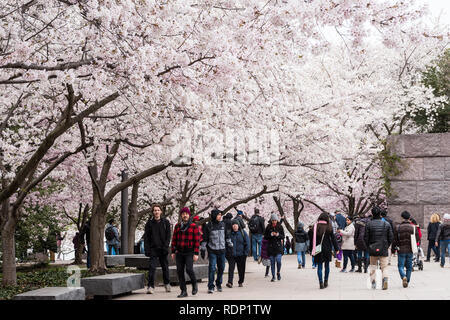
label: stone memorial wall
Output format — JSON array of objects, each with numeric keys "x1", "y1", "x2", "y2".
[{"x1": 387, "y1": 132, "x2": 450, "y2": 240}]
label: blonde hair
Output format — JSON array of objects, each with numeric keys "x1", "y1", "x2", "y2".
[{"x1": 430, "y1": 213, "x2": 440, "y2": 223}]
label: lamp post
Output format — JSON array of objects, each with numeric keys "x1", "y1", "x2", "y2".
[{"x1": 121, "y1": 170, "x2": 128, "y2": 254}]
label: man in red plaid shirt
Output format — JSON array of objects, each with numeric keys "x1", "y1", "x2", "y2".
[{"x1": 171, "y1": 206, "x2": 200, "y2": 298}]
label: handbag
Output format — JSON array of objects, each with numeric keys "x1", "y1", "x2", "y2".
[
  {"x1": 262, "y1": 258, "x2": 271, "y2": 267},
  {"x1": 411, "y1": 224, "x2": 418, "y2": 254},
  {"x1": 314, "y1": 232, "x2": 325, "y2": 256}
]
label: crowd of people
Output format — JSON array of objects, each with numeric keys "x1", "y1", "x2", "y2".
[{"x1": 72, "y1": 203, "x2": 450, "y2": 298}]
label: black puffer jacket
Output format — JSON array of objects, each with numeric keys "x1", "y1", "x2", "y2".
[
  {"x1": 393, "y1": 221, "x2": 420, "y2": 254},
  {"x1": 435, "y1": 223, "x2": 450, "y2": 242},
  {"x1": 427, "y1": 222, "x2": 440, "y2": 241},
  {"x1": 364, "y1": 217, "x2": 393, "y2": 257},
  {"x1": 264, "y1": 222, "x2": 285, "y2": 256},
  {"x1": 354, "y1": 217, "x2": 370, "y2": 251}
]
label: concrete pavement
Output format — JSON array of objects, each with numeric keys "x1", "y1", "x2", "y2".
[{"x1": 115, "y1": 254, "x2": 450, "y2": 300}]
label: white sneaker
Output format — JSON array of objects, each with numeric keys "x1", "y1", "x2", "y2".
[
  {"x1": 165, "y1": 284, "x2": 171, "y2": 292},
  {"x1": 146, "y1": 287, "x2": 154, "y2": 294}
]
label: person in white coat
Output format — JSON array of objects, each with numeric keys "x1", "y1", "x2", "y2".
[{"x1": 338, "y1": 216, "x2": 356, "y2": 272}]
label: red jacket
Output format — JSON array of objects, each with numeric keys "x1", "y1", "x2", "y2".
[{"x1": 171, "y1": 220, "x2": 201, "y2": 255}]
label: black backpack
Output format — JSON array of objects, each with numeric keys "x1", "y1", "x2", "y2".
[
  {"x1": 248, "y1": 216, "x2": 259, "y2": 233},
  {"x1": 105, "y1": 226, "x2": 115, "y2": 241}
]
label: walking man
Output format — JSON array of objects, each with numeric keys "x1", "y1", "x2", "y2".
[
  {"x1": 201, "y1": 208, "x2": 233, "y2": 294},
  {"x1": 144, "y1": 204, "x2": 172, "y2": 294},
  {"x1": 364, "y1": 206, "x2": 393, "y2": 290},
  {"x1": 171, "y1": 207, "x2": 201, "y2": 298},
  {"x1": 248, "y1": 208, "x2": 265, "y2": 261},
  {"x1": 435, "y1": 213, "x2": 450, "y2": 268},
  {"x1": 392, "y1": 211, "x2": 420, "y2": 288},
  {"x1": 354, "y1": 212, "x2": 371, "y2": 273}
]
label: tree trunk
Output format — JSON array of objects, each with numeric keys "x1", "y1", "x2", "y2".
[
  {"x1": 127, "y1": 215, "x2": 139, "y2": 254},
  {"x1": 73, "y1": 242, "x2": 84, "y2": 265},
  {"x1": 89, "y1": 206, "x2": 107, "y2": 273},
  {"x1": 1, "y1": 209, "x2": 17, "y2": 286}
]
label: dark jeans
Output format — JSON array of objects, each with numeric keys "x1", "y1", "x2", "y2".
[
  {"x1": 356, "y1": 250, "x2": 369, "y2": 260},
  {"x1": 317, "y1": 261, "x2": 330, "y2": 283},
  {"x1": 269, "y1": 254, "x2": 282, "y2": 278},
  {"x1": 208, "y1": 252, "x2": 226, "y2": 290},
  {"x1": 343, "y1": 250, "x2": 356, "y2": 269},
  {"x1": 227, "y1": 255, "x2": 246, "y2": 284},
  {"x1": 148, "y1": 254, "x2": 170, "y2": 288},
  {"x1": 175, "y1": 253, "x2": 197, "y2": 292},
  {"x1": 427, "y1": 240, "x2": 440, "y2": 260},
  {"x1": 398, "y1": 252, "x2": 413, "y2": 282}
]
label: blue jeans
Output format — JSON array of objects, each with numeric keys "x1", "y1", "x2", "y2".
[
  {"x1": 297, "y1": 251, "x2": 306, "y2": 267},
  {"x1": 426, "y1": 240, "x2": 439, "y2": 261},
  {"x1": 356, "y1": 250, "x2": 369, "y2": 260},
  {"x1": 343, "y1": 250, "x2": 355, "y2": 269},
  {"x1": 252, "y1": 234, "x2": 263, "y2": 260},
  {"x1": 107, "y1": 244, "x2": 119, "y2": 255},
  {"x1": 397, "y1": 253, "x2": 413, "y2": 282},
  {"x1": 440, "y1": 240, "x2": 450, "y2": 266},
  {"x1": 312, "y1": 256, "x2": 317, "y2": 267},
  {"x1": 269, "y1": 254, "x2": 282, "y2": 278},
  {"x1": 317, "y1": 261, "x2": 330, "y2": 283},
  {"x1": 208, "y1": 252, "x2": 226, "y2": 290}
]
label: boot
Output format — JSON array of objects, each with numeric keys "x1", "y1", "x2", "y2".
[
  {"x1": 324, "y1": 280, "x2": 328, "y2": 288},
  {"x1": 363, "y1": 258, "x2": 369, "y2": 273},
  {"x1": 192, "y1": 282, "x2": 198, "y2": 295},
  {"x1": 356, "y1": 258, "x2": 362, "y2": 273},
  {"x1": 177, "y1": 290, "x2": 188, "y2": 298},
  {"x1": 319, "y1": 282, "x2": 324, "y2": 289}
]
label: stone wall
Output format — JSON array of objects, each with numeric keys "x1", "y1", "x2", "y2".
[{"x1": 387, "y1": 132, "x2": 450, "y2": 241}]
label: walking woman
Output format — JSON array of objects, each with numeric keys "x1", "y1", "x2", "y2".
[
  {"x1": 264, "y1": 213, "x2": 285, "y2": 282},
  {"x1": 339, "y1": 216, "x2": 356, "y2": 272},
  {"x1": 309, "y1": 212, "x2": 339, "y2": 289},
  {"x1": 426, "y1": 213, "x2": 441, "y2": 262}
]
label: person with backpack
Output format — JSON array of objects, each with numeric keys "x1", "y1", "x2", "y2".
[
  {"x1": 201, "y1": 208, "x2": 233, "y2": 294},
  {"x1": 234, "y1": 208, "x2": 247, "y2": 231},
  {"x1": 248, "y1": 208, "x2": 265, "y2": 261},
  {"x1": 309, "y1": 212, "x2": 339, "y2": 289},
  {"x1": 144, "y1": 204, "x2": 172, "y2": 294},
  {"x1": 171, "y1": 207, "x2": 201, "y2": 298},
  {"x1": 264, "y1": 213, "x2": 285, "y2": 282},
  {"x1": 294, "y1": 222, "x2": 309, "y2": 269},
  {"x1": 364, "y1": 206, "x2": 393, "y2": 290},
  {"x1": 435, "y1": 213, "x2": 450, "y2": 268},
  {"x1": 392, "y1": 211, "x2": 420, "y2": 288},
  {"x1": 226, "y1": 220, "x2": 250, "y2": 288},
  {"x1": 354, "y1": 212, "x2": 371, "y2": 273},
  {"x1": 105, "y1": 219, "x2": 120, "y2": 255}
]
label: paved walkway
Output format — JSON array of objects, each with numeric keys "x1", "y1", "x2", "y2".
[{"x1": 115, "y1": 254, "x2": 450, "y2": 300}]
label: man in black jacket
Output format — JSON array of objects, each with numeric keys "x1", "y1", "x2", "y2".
[
  {"x1": 392, "y1": 211, "x2": 420, "y2": 288},
  {"x1": 364, "y1": 206, "x2": 393, "y2": 290},
  {"x1": 248, "y1": 208, "x2": 266, "y2": 261},
  {"x1": 144, "y1": 204, "x2": 172, "y2": 294}
]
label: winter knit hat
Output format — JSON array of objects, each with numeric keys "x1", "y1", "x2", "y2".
[
  {"x1": 270, "y1": 213, "x2": 279, "y2": 222},
  {"x1": 231, "y1": 219, "x2": 240, "y2": 226},
  {"x1": 180, "y1": 207, "x2": 191, "y2": 216},
  {"x1": 236, "y1": 210, "x2": 243, "y2": 216},
  {"x1": 443, "y1": 213, "x2": 450, "y2": 221}
]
